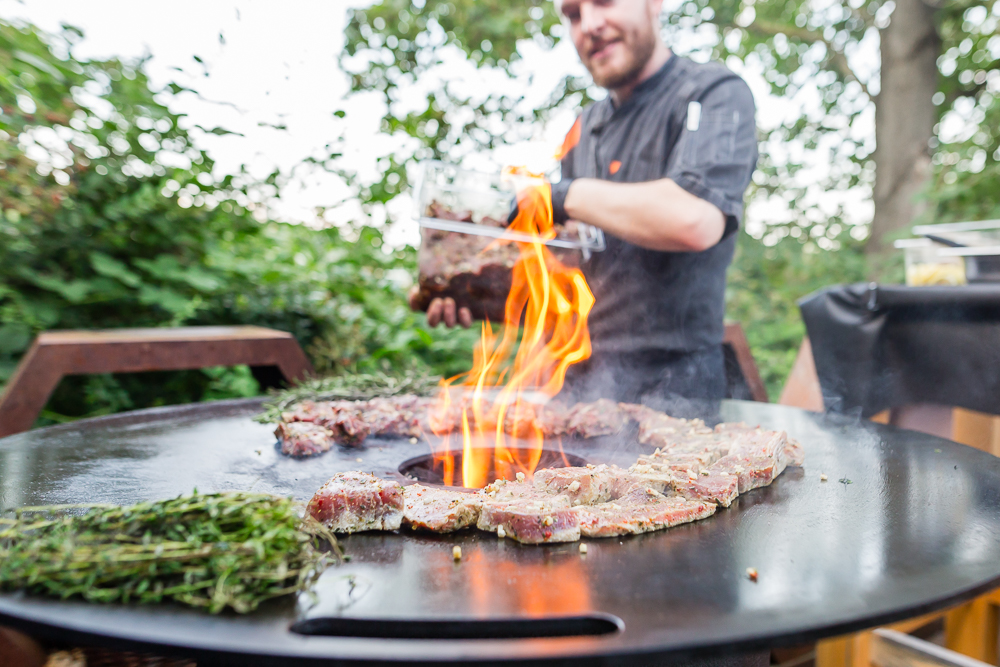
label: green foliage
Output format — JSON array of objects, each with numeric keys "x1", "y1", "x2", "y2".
[
  {"x1": 663, "y1": 0, "x2": 1000, "y2": 241},
  {"x1": 0, "y1": 19, "x2": 475, "y2": 423},
  {"x1": 727, "y1": 229, "x2": 869, "y2": 398},
  {"x1": 0, "y1": 491, "x2": 339, "y2": 613},
  {"x1": 924, "y1": 90, "x2": 1000, "y2": 223},
  {"x1": 5, "y1": 0, "x2": 999, "y2": 421},
  {"x1": 341, "y1": 0, "x2": 1000, "y2": 398},
  {"x1": 340, "y1": 0, "x2": 596, "y2": 201}
]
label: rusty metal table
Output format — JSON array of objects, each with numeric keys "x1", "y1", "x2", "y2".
[{"x1": 1, "y1": 399, "x2": 1000, "y2": 666}]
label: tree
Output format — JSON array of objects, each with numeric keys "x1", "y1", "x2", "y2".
[
  {"x1": 337, "y1": 0, "x2": 1000, "y2": 394},
  {"x1": 340, "y1": 0, "x2": 1000, "y2": 251},
  {"x1": 0, "y1": 19, "x2": 477, "y2": 422}
]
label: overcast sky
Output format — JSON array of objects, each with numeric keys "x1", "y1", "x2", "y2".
[{"x1": 1, "y1": 0, "x2": 875, "y2": 247}]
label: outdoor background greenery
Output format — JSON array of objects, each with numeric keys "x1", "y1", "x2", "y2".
[
  {"x1": 1, "y1": 1, "x2": 997, "y2": 421},
  {"x1": 0, "y1": 19, "x2": 477, "y2": 424}
]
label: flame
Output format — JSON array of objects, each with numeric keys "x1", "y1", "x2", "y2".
[
  {"x1": 556, "y1": 117, "x2": 582, "y2": 160},
  {"x1": 431, "y1": 169, "x2": 595, "y2": 488}
]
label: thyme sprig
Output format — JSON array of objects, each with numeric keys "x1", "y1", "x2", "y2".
[{"x1": 0, "y1": 491, "x2": 340, "y2": 614}]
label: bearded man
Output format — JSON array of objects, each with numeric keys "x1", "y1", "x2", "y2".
[{"x1": 423, "y1": 0, "x2": 758, "y2": 404}]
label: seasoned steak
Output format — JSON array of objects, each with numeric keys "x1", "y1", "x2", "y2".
[
  {"x1": 721, "y1": 428, "x2": 791, "y2": 492},
  {"x1": 307, "y1": 472, "x2": 404, "y2": 533},
  {"x1": 620, "y1": 403, "x2": 707, "y2": 446},
  {"x1": 784, "y1": 437, "x2": 805, "y2": 466},
  {"x1": 577, "y1": 486, "x2": 717, "y2": 537},
  {"x1": 672, "y1": 466, "x2": 741, "y2": 507},
  {"x1": 532, "y1": 401, "x2": 570, "y2": 437},
  {"x1": 274, "y1": 422, "x2": 334, "y2": 457},
  {"x1": 533, "y1": 464, "x2": 624, "y2": 505},
  {"x1": 364, "y1": 396, "x2": 431, "y2": 438},
  {"x1": 322, "y1": 408, "x2": 372, "y2": 447},
  {"x1": 279, "y1": 396, "x2": 436, "y2": 452},
  {"x1": 477, "y1": 497, "x2": 580, "y2": 544},
  {"x1": 629, "y1": 419, "x2": 802, "y2": 507},
  {"x1": 478, "y1": 480, "x2": 580, "y2": 543},
  {"x1": 402, "y1": 484, "x2": 481, "y2": 532},
  {"x1": 565, "y1": 399, "x2": 628, "y2": 438}
]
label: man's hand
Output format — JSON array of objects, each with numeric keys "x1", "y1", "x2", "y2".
[
  {"x1": 408, "y1": 287, "x2": 472, "y2": 328},
  {"x1": 507, "y1": 179, "x2": 574, "y2": 226}
]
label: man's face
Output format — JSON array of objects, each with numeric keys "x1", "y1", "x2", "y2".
[{"x1": 559, "y1": 0, "x2": 661, "y2": 90}]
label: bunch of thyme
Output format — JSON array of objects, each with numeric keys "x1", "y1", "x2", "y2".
[
  {"x1": 0, "y1": 491, "x2": 340, "y2": 614},
  {"x1": 255, "y1": 370, "x2": 440, "y2": 424}
]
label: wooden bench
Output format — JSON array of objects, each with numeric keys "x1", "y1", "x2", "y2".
[
  {"x1": 0, "y1": 326, "x2": 313, "y2": 437},
  {"x1": 723, "y1": 321, "x2": 769, "y2": 403}
]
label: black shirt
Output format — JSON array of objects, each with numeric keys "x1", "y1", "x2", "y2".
[{"x1": 562, "y1": 55, "x2": 758, "y2": 354}]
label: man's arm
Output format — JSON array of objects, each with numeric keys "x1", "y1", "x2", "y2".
[
  {"x1": 562, "y1": 177, "x2": 726, "y2": 252},
  {"x1": 561, "y1": 77, "x2": 757, "y2": 253}
]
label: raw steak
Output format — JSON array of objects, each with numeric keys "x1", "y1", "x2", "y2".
[
  {"x1": 402, "y1": 484, "x2": 482, "y2": 532},
  {"x1": 411, "y1": 204, "x2": 518, "y2": 322},
  {"x1": 307, "y1": 472, "x2": 404, "y2": 533}
]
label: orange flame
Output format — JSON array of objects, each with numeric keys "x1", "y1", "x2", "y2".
[
  {"x1": 431, "y1": 169, "x2": 595, "y2": 488},
  {"x1": 556, "y1": 117, "x2": 582, "y2": 160}
]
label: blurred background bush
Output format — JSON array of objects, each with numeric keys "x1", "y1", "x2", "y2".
[{"x1": 0, "y1": 19, "x2": 478, "y2": 424}]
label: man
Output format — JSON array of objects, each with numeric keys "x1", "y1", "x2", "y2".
[{"x1": 419, "y1": 0, "x2": 758, "y2": 404}]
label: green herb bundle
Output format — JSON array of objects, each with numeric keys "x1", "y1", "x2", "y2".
[
  {"x1": 0, "y1": 491, "x2": 339, "y2": 614},
  {"x1": 255, "y1": 371, "x2": 441, "y2": 424}
]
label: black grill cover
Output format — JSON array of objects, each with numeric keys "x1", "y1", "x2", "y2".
[{"x1": 799, "y1": 283, "x2": 1000, "y2": 417}]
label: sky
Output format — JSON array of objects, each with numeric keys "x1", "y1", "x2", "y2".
[{"x1": 0, "y1": 0, "x2": 877, "y2": 248}]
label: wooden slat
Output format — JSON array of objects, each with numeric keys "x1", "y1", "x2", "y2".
[
  {"x1": 723, "y1": 322, "x2": 769, "y2": 403},
  {"x1": 778, "y1": 337, "x2": 824, "y2": 411},
  {"x1": 952, "y1": 408, "x2": 1000, "y2": 457},
  {"x1": 873, "y1": 629, "x2": 993, "y2": 667},
  {"x1": 0, "y1": 326, "x2": 313, "y2": 437},
  {"x1": 945, "y1": 596, "x2": 1000, "y2": 665}
]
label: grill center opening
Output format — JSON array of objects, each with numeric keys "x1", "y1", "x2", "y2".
[{"x1": 398, "y1": 448, "x2": 589, "y2": 489}]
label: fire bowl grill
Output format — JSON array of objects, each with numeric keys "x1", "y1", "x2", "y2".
[
  {"x1": 398, "y1": 447, "x2": 590, "y2": 488},
  {"x1": 4, "y1": 398, "x2": 1000, "y2": 666}
]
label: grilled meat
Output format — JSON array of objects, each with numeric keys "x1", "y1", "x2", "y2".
[
  {"x1": 307, "y1": 472, "x2": 404, "y2": 533},
  {"x1": 279, "y1": 396, "x2": 434, "y2": 453},
  {"x1": 577, "y1": 486, "x2": 717, "y2": 537},
  {"x1": 672, "y1": 467, "x2": 741, "y2": 507},
  {"x1": 293, "y1": 398, "x2": 806, "y2": 541},
  {"x1": 533, "y1": 464, "x2": 624, "y2": 505},
  {"x1": 402, "y1": 484, "x2": 482, "y2": 533},
  {"x1": 477, "y1": 487, "x2": 581, "y2": 544},
  {"x1": 564, "y1": 399, "x2": 628, "y2": 438},
  {"x1": 274, "y1": 421, "x2": 334, "y2": 457}
]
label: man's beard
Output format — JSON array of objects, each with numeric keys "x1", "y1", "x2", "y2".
[{"x1": 588, "y1": 26, "x2": 657, "y2": 90}]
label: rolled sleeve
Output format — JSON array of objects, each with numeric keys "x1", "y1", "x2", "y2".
[{"x1": 666, "y1": 78, "x2": 758, "y2": 235}]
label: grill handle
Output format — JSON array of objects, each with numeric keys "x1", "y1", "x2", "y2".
[{"x1": 290, "y1": 613, "x2": 623, "y2": 640}]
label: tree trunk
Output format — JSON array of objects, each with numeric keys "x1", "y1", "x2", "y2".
[{"x1": 869, "y1": 0, "x2": 940, "y2": 258}]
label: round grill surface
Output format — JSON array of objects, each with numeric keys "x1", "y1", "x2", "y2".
[{"x1": 1, "y1": 398, "x2": 1000, "y2": 665}]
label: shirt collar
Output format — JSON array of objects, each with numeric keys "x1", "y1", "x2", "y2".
[
  {"x1": 612, "y1": 54, "x2": 678, "y2": 111},
  {"x1": 592, "y1": 55, "x2": 680, "y2": 131}
]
